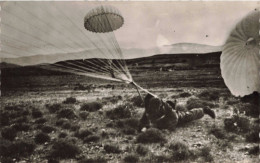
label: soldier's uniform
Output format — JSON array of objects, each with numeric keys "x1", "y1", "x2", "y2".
[{"x1": 139, "y1": 94, "x2": 215, "y2": 131}]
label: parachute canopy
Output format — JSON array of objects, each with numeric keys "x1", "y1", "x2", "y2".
[
  {"x1": 84, "y1": 5, "x2": 124, "y2": 33},
  {"x1": 220, "y1": 10, "x2": 260, "y2": 97},
  {"x1": 1, "y1": 2, "x2": 132, "y2": 83}
]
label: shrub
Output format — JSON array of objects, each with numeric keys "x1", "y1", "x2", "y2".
[
  {"x1": 209, "y1": 126, "x2": 227, "y2": 139},
  {"x1": 41, "y1": 125, "x2": 56, "y2": 133},
  {"x1": 61, "y1": 122, "x2": 72, "y2": 130},
  {"x1": 35, "y1": 132, "x2": 50, "y2": 144},
  {"x1": 136, "y1": 145, "x2": 149, "y2": 156},
  {"x1": 49, "y1": 139, "x2": 81, "y2": 159},
  {"x1": 79, "y1": 111, "x2": 89, "y2": 120},
  {"x1": 186, "y1": 98, "x2": 218, "y2": 110},
  {"x1": 234, "y1": 103, "x2": 259, "y2": 118},
  {"x1": 46, "y1": 103, "x2": 62, "y2": 113},
  {"x1": 83, "y1": 135, "x2": 100, "y2": 143},
  {"x1": 1, "y1": 127, "x2": 17, "y2": 141},
  {"x1": 35, "y1": 117, "x2": 47, "y2": 124},
  {"x1": 80, "y1": 102, "x2": 103, "y2": 112},
  {"x1": 58, "y1": 132, "x2": 68, "y2": 138},
  {"x1": 106, "y1": 105, "x2": 131, "y2": 120},
  {"x1": 123, "y1": 154, "x2": 139, "y2": 163},
  {"x1": 57, "y1": 108, "x2": 77, "y2": 119},
  {"x1": 197, "y1": 90, "x2": 220, "y2": 101},
  {"x1": 63, "y1": 97, "x2": 77, "y2": 104},
  {"x1": 122, "y1": 128, "x2": 136, "y2": 135},
  {"x1": 245, "y1": 124, "x2": 259, "y2": 143},
  {"x1": 169, "y1": 141, "x2": 192, "y2": 161},
  {"x1": 55, "y1": 118, "x2": 69, "y2": 126},
  {"x1": 178, "y1": 92, "x2": 192, "y2": 98},
  {"x1": 12, "y1": 123, "x2": 31, "y2": 132},
  {"x1": 0, "y1": 139, "x2": 12, "y2": 157},
  {"x1": 136, "y1": 128, "x2": 166, "y2": 144},
  {"x1": 131, "y1": 96, "x2": 143, "y2": 107},
  {"x1": 75, "y1": 129, "x2": 93, "y2": 140},
  {"x1": 70, "y1": 124, "x2": 80, "y2": 131},
  {"x1": 31, "y1": 109, "x2": 43, "y2": 118},
  {"x1": 1, "y1": 140, "x2": 36, "y2": 158},
  {"x1": 13, "y1": 116, "x2": 29, "y2": 124},
  {"x1": 224, "y1": 115, "x2": 250, "y2": 133},
  {"x1": 248, "y1": 146, "x2": 259, "y2": 155},
  {"x1": 102, "y1": 95, "x2": 122, "y2": 104},
  {"x1": 200, "y1": 146, "x2": 214, "y2": 162},
  {"x1": 104, "y1": 144, "x2": 121, "y2": 153}
]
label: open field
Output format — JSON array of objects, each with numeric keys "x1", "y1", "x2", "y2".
[
  {"x1": 1, "y1": 53, "x2": 259, "y2": 162},
  {"x1": 1, "y1": 86, "x2": 259, "y2": 162}
]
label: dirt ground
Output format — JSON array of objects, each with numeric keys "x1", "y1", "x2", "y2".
[{"x1": 0, "y1": 86, "x2": 259, "y2": 162}]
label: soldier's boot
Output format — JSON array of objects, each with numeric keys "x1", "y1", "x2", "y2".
[{"x1": 203, "y1": 107, "x2": 216, "y2": 119}]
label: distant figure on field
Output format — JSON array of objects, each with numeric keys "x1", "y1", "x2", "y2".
[{"x1": 139, "y1": 94, "x2": 215, "y2": 131}]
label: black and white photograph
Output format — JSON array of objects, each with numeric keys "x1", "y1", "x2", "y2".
[{"x1": 0, "y1": 1, "x2": 259, "y2": 162}]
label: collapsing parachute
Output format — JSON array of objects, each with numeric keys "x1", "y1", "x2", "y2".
[{"x1": 220, "y1": 10, "x2": 260, "y2": 97}]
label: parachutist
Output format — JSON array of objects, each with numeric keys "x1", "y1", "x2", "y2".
[{"x1": 139, "y1": 94, "x2": 215, "y2": 131}]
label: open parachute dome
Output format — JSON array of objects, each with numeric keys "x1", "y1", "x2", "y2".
[
  {"x1": 84, "y1": 5, "x2": 124, "y2": 33},
  {"x1": 220, "y1": 10, "x2": 260, "y2": 97}
]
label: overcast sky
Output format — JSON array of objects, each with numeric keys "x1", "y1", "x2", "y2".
[
  {"x1": 104, "y1": 1, "x2": 259, "y2": 49},
  {"x1": 1, "y1": 1, "x2": 259, "y2": 59}
]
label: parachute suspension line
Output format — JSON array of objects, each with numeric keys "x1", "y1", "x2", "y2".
[
  {"x1": 100, "y1": 6, "x2": 131, "y2": 79},
  {"x1": 79, "y1": 4, "x2": 128, "y2": 76},
  {"x1": 52, "y1": 3, "x2": 127, "y2": 79},
  {"x1": 2, "y1": 6, "x2": 83, "y2": 53},
  {"x1": 84, "y1": 19, "x2": 128, "y2": 79}
]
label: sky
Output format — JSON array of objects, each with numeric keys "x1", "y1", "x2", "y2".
[
  {"x1": 1, "y1": 1, "x2": 259, "y2": 60},
  {"x1": 109, "y1": 1, "x2": 259, "y2": 49}
]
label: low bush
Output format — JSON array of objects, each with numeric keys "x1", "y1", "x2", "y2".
[
  {"x1": 136, "y1": 145, "x2": 149, "y2": 156},
  {"x1": 1, "y1": 126, "x2": 17, "y2": 141},
  {"x1": 200, "y1": 146, "x2": 214, "y2": 162},
  {"x1": 31, "y1": 109, "x2": 43, "y2": 118},
  {"x1": 58, "y1": 132, "x2": 68, "y2": 138},
  {"x1": 74, "y1": 129, "x2": 93, "y2": 140},
  {"x1": 248, "y1": 146, "x2": 259, "y2": 155},
  {"x1": 131, "y1": 96, "x2": 143, "y2": 107},
  {"x1": 224, "y1": 115, "x2": 250, "y2": 133},
  {"x1": 41, "y1": 125, "x2": 56, "y2": 133},
  {"x1": 55, "y1": 118, "x2": 69, "y2": 126},
  {"x1": 104, "y1": 144, "x2": 121, "y2": 153},
  {"x1": 245, "y1": 124, "x2": 259, "y2": 143},
  {"x1": 83, "y1": 135, "x2": 100, "y2": 143},
  {"x1": 46, "y1": 103, "x2": 62, "y2": 113},
  {"x1": 234, "y1": 103, "x2": 259, "y2": 118},
  {"x1": 136, "y1": 128, "x2": 166, "y2": 144},
  {"x1": 102, "y1": 95, "x2": 122, "y2": 104},
  {"x1": 12, "y1": 123, "x2": 31, "y2": 132},
  {"x1": 123, "y1": 154, "x2": 139, "y2": 163},
  {"x1": 79, "y1": 111, "x2": 89, "y2": 120},
  {"x1": 80, "y1": 102, "x2": 103, "y2": 112},
  {"x1": 48, "y1": 139, "x2": 81, "y2": 159},
  {"x1": 169, "y1": 141, "x2": 192, "y2": 161},
  {"x1": 35, "y1": 132, "x2": 51, "y2": 144},
  {"x1": 63, "y1": 97, "x2": 77, "y2": 104},
  {"x1": 197, "y1": 89, "x2": 220, "y2": 101},
  {"x1": 56, "y1": 108, "x2": 77, "y2": 119},
  {"x1": 106, "y1": 105, "x2": 131, "y2": 120},
  {"x1": 0, "y1": 139, "x2": 36, "y2": 159},
  {"x1": 209, "y1": 126, "x2": 227, "y2": 139},
  {"x1": 186, "y1": 98, "x2": 218, "y2": 110},
  {"x1": 35, "y1": 117, "x2": 47, "y2": 124}
]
